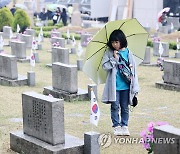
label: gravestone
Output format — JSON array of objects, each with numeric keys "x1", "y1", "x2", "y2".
[
  {"x1": 153, "y1": 42, "x2": 169, "y2": 57},
  {"x1": 71, "y1": 3, "x2": 82, "y2": 26},
  {"x1": 3, "y1": 26, "x2": 12, "y2": 39},
  {"x1": 159, "y1": 26, "x2": 170, "y2": 34},
  {"x1": 43, "y1": 62, "x2": 88, "y2": 101},
  {"x1": 0, "y1": 54, "x2": 27, "y2": 86},
  {"x1": 26, "y1": 29, "x2": 36, "y2": 37},
  {"x1": 142, "y1": 46, "x2": 151, "y2": 64},
  {"x1": 46, "y1": 47, "x2": 69, "y2": 67},
  {"x1": 153, "y1": 125, "x2": 180, "y2": 154},
  {"x1": 81, "y1": 33, "x2": 93, "y2": 47},
  {"x1": 77, "y1": 59, "x2": 83, "y2": 71},
  {"x1": 84, "y1": 132, "x2": 100, "y2": 154},
  {"x1": 51, "y1": 37, "x2": 65, "y2": 48},
  {"x1": 11, "y1": 41, "x2": 26, "y2": 59},
  {"x1": 20, "y1": 34, "x2": 33, "y2": 48},
  {"x1": 51, "y1": 31, "x2": 62, "y2": 38},
  {"x1": 10, "y1": 91, "x2": 84, "y2": 154},
  {"x1": 167, "y1": 17, "x2": 180, "y2": 30},
  {"x1": 88, "y1": 84, "x2": 98, "y2": 100},
  {"x1": 156, "y1": 60, "x2": 180, "y2": 91},
  {"x1": 52, "y1": 47, "x2": 69, "y2": 64}
]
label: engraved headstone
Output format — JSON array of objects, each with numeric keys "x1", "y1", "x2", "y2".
[
  {"x1": 51, "y1": 37, "x2": 65, "y2": 48},
  {"x1": 3, "y1": 26, "x2": 12, "y2": 39},
  {"x1": 52, "y1": 47, "x2": 69, "y2": 64},
  {"x1": 52, "y1": 62, "x2": 78, "y2": 93},
  {"x1": 142, "y1": 46, "x2": 151, "y2": 64},
  {"x1": 10, "y1": 91, "x2": 84, "y2": 153},
  {"x1": 163, "y1": 60, "x2": 180, "y2": 85},
  {"x1": 26, "y1": 29, "x2": 36, "y2": 37},
  {"x1": 51, "y1": 31, "x2": 62, "y2": 38},
  {"x1": 11, "y1": 41, "x2": 26, "y2": 59},
  {"x1": 154, "y1": 125, "x2": 180, "y2": 154},
  {"x1": 153, "y1": 42, "x2": 169, "y2": 57},
  {"x1": 81, "y1": 33, "x2": 93, "y2": 47},
  {"x1": 20, "y1": 34, "x2": 33, "y2": 48},
  {"x1": 0, "y1": 54, "x2": 18, "y2": 79}
]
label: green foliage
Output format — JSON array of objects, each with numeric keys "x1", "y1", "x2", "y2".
[
  {"x1": 62, "y1": 33, "x2": 81, "y2": 40},
  {"x1": 0, "y1": 7, "x2": 14, "y2": 31},
  {"x1": 147, "y1": 40, "x2": 153, "y2": 47},
  {"x1": 13, "y1": 9, "x2": 30, "y2": 33}
]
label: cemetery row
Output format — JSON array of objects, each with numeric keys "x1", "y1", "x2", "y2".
[{"x1": 0, "y1": 24, "x2": 180, "y2": 153}]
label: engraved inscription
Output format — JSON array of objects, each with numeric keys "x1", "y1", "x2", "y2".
[{"x1": 27, "y1": 99, "x2": 47, "y2": 134}]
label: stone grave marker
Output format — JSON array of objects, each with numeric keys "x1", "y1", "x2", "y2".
[
  {"x1": 51, "y1": 37, "x2": 65, "y2": 48},
  {"x1": 153, "y1": 42, "x2": 169, "y2": 57},
  {"x1": 51, "y1": 31, "x2": 62, "y2": 38},
  {"x1": 153, "y1": 125, "x2": 180, "y2": 154},
  {"x1": 20, "y1": 34, "x2": 33, "y2": 48},
  {"x1": 26, "y1": 29, "x2": 36, "y2": 37},
  {"x1": 43, "y1": 62, "x2": 88, "y2": 101},
  {"x1": 3, "y1": 26, "x2": 12, "y2": 39},
  {"x1": 11, "y1": 41, "x2": 26, "y2": 59},
  {"x1": 0, "y1": 54, "x2": 27, "y2": 86},
  {"x1": 156, "y1": 60, "x2": 180, "y2": 91},
  {"x1": 10, "y1": 91, "x2": 84, "y2": 153},
  {"x1": 142, "y1": 46, "x2": 151, "y2": 64},
  {"x1": 81, "y1": 33, "x2": 93, "y2": 47}
]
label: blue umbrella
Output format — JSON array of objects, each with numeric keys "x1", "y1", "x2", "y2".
[{"x1": 0, "y1": 0, "x2": 11, "y2": 8}]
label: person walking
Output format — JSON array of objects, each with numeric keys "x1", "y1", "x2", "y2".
[
  {"x1": 60, "y1": 8, "x2": 68, "y2": 26},
  {"x1": 101, "y1": 29, "x2": 139, "y2": 136}
]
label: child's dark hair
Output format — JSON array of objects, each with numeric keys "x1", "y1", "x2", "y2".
[{"x1": 107, "y1": 29, "x2": 127, "y2": 50}]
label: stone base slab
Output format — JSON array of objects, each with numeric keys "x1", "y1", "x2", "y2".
[
  {"x1": 43, "y1": 86, "x2": 89, "y2": 102},
  {"x1": 140, "y1": 63, "x2": 158, "y2": 67},
  {"x1": 156, "y1": 81, "x2": 180, "y2": 92},
  {"x1": 10, "y1": 131, "x2": 84, "y2": 154},
  {"x1": 17, "y1": 58, "x2": 30, "y2": 63},
  {"x1": 0, "y1": 75, "x2": 28, "y2": 86},
  {"x1": 46, "y1": 64, "x2": 52, "y2": 67}
]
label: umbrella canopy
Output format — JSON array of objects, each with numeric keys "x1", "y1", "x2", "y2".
[
  {"x1": 46, "y1": 4, "x2": 67, "y2": 12},
  {"x1": 158, "y1": 7, "x2": 170, "y2": 21},
  {"x1": 83, "y1": 18, "x2": 149, "y2": 84},
  {"x1": 15, "y1": 4, "x2": 28, "y2": 10},
  {"x1": 0, "y1": 0, "x2": 11, "y2": 8}
]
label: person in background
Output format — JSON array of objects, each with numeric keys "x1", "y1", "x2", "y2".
[
  {"x1": 60, "y1": 8, "x2": 68, "y2": 26},
  {"x1": 67, "y1": 4, "x2": 73, "y2": 23},
  {"x1": 10, "y1": 5, "x2": 16, "y2": 16},
  {"x1": 53, "y1": 7, "x2": 61, "y2": 25},
  {"x1": 39, "y1": 8, "x2": 48, "y2": 26}
]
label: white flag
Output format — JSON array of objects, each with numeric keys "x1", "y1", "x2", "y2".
[
  {"x1": 40, "y1": 27, "x2": 43, "y2": 36},
  {"x1": 90, "y1": 89, "x2": 100, "y2": 126},
  {"x1": 0, "y1": 36, "x2": 4, "y2": 50},
  {"x1": 38, "y1": 33, "x2": 42, "y2": 44},
  {"x1": 159, "y1": 42, "x2": 163, "y2": 57},
  {"x1": 67, "y1": 29, "x2": 70, "y2": 39},
  {"x1": 72, "y1": 35, "x2": 76, "y2": 47},
  {"x1": 30, "y1": 50, "x2": 35, "y2": 67},
  {"x1": 77, "y1": 42, "x2": 83, "y2": 57},
  {"x1": 32, "y1": 37, "x2": 38, "y2": 50},
  {"x1": 17, "y1": 24, "x2": 20, "y2": 33},
  {"x1": 10, "y1": 29, "x2": 13, "y2": 39},
  {"x1": 171, "y1": 22, "x2": 174, "y2": 30}
]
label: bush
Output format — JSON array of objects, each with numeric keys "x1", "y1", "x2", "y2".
[
  {"x1": 13, "y1": 9, "x2": 30, "y2": 33},
  {"x1": 0, "y1": 7, "x2": 14, "y2": 31}
]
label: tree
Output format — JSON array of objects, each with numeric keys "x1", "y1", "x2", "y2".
[
  {"x1": 13, "y1": 9, "x2": 30, "y2": 33},
  {"x1": 0, "y1": 7, "x2": 14, "y2": 31}
]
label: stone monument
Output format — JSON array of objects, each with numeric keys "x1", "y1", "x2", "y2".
[{"x1": 43, "y1": 62, "x2": 88, "y2": 101}]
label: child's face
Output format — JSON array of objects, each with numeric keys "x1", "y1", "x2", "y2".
[{"x1": 111, "y1": 41, "x2": 121, "y2": 50}]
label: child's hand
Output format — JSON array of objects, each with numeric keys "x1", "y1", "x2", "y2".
[{"x1": 113, "y1": 50, "x2": 118, "y2": 59}]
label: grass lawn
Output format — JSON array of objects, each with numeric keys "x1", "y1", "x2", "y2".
[{"x1": 0, "y1": 32, "x2": 180, "y2": 154}]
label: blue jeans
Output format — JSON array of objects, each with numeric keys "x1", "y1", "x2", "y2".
[{"x1": 111, "y1": 90, "x2": 129, "y2": 127}]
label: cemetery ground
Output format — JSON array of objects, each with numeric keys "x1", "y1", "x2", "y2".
[{"x1": 0, "y1": 32, "x2": 180, "y2": 154}]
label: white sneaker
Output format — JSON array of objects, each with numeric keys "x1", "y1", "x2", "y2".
[
  {"x1": 121, "y1": 126, "x2": 130, "y2": 136},
  {"x1": 114, "y1": 126, "x2": 122, "y2": 136}
]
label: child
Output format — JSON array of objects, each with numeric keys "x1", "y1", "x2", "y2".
[{"x1": 101, "y1": 29, "x2": 139, "y2": 136}]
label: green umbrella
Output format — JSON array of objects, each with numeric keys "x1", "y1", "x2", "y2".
[{"x1": 83, "y1": 18, "x2": 149, "y2": 84}]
